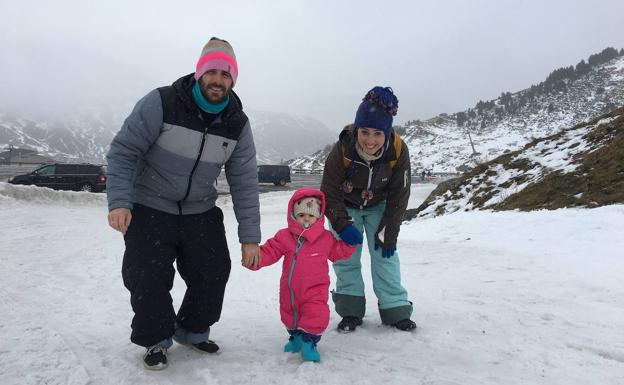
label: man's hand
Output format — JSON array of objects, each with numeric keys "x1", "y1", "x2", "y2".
[
  {"x1": 241, "y1": 243, "x2": 260, "y2": 269},
  {"x1": 108, "y1": 208, "x2": 132, "y2": 235}
]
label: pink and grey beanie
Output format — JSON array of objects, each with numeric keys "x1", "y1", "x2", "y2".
[
  {"x1": 293, "y1": 197, "x2": 322, "y2": 218},
  {"x1": 195, "y1": 37, "x2": 238, "y2": 85}
]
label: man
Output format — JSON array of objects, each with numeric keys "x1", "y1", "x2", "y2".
[{"x1": 106, "y1": 37, "x2": 260, "y2": 370}]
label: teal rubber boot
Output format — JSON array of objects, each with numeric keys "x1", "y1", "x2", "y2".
[
  {"x1": 284, "y1": 334, "x2": 302, "y2": 353},
  {"x1": 300, "y1": 340, "x2": 320, "y2": 362}
]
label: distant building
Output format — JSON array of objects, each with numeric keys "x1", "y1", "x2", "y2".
[{"x1": 0, "y1": 147, "x2": 55, "y2": 165}]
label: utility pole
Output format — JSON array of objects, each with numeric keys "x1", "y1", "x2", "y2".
[
  {"x1": 467, "y1": 131, "x2": 478, "y2": 156},
  {"x1": 8, "y1": 144, "x2": 14, "y2": 164}
]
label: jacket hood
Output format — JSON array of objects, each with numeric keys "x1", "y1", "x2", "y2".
[{"x1": 286, "y1": 188, "x2": 327, "y2": 243}]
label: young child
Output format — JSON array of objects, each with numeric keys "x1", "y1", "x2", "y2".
[{"x1": 243, "y1": 188, "x2": 357, "y2": 362}]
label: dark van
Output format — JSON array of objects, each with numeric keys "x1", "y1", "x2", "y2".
[
  {"x1": 8, "y1": 163, "x2": 107, "y2": 192},
  {"x1": 257, "y1": 165, "x2": 291, "y2": 186}
]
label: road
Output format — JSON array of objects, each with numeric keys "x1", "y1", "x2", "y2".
[
  {"x1": 3, "y1": 167, "x2": 444, "y2": 194},
  {"x1": 216, "y1": 173, "x2": 323, "y2": 194}
]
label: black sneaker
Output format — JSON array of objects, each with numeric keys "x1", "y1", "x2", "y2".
[
  {"x1": 393, "y1": 319, "x2": 417, "y2": 331},
  {"x1": 173, "y1": 334, "x2": 220, "y2": 353},
  {"x1": 337, "y1": 316, "x2": 363, "y2": 332},
  {"x1": 189, "y1": 340, "x2": 219, "y2": 354},
  {"x1": 143, "y1": 345, "x2": 167, "y2": 370}
]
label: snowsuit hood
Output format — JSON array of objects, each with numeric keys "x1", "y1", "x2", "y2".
[{"x1": 285, "y1": 188, "x2": 327, "y2": 243}]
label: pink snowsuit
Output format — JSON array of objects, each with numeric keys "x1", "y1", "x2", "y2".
[{"x1": 249, "y1": 188, "x2": 355, "y2": 335}]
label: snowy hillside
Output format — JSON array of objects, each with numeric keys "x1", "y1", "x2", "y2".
[
  {"x1": 0, "y1": 108, "x2": 123, "y2": 163},
  {"x1": 1, "y1": 183, "x2": 623, "y2": 384},
  {"x1": 291, "y1": 50, "x2": 624, "y2": 173},
  {"x1": 410, "y1": 106, "x2": 624, "y2": 218}
]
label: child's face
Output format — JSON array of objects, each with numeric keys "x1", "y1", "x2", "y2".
[{"x1": 295, "y1": 213, "x2": 318, "y2": 227}]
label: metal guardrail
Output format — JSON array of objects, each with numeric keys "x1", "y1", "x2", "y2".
[
  {"x1": 0, "y1": 164, "x2": 43, "y2": 182},
  {"x1": 291, "y1": 169, "x2": 323, "y2": 175},
  {"x1": 291, "y1": 168, "x2": 459, "y2": 178}
]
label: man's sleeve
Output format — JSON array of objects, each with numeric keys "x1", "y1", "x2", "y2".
[
  {"x1": 106, "y1": 89, "x2": 163, "y2": 212},
  {"x1": 225, "y1": 120, "x2": 261, "y2": 243}
]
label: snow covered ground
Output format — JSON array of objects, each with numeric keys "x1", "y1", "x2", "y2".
[{"x1": 1, "y1": 182, "x2": 623, "y2": 385}]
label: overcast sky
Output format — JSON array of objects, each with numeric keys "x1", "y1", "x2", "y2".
[{"x1": 1, "y1": 0, "x2": 623, "y2": 129}]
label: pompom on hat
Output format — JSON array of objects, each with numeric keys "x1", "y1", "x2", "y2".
[
  {"x1": 293, "y1": 197, "x2": 322, "y2": 219},
  {"x1": 353, "y1": 86, "x2": 399, "y2": 137},
  {"x1": 195, "y1": 37, "x2": 238, "y2": 85}
]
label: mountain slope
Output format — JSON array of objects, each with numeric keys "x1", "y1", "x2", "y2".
[
  {"x1": 0, "y1": 109, "x2": 122, "y2": 163},
  {"x1": 406, "y1": 106, "x2": 624, "y2": 219}
]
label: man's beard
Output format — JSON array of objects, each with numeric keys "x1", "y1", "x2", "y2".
[{"x1": 202, "y1": 82, "x2": 230, "y2": 104}]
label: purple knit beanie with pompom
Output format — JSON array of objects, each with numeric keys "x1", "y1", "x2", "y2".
[{"x1": 353, "y1": 86, "x2": 399, "y2": 138}]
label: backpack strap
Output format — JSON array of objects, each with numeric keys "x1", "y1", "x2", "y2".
[{"x1": 387, "y1": 131, "x2": 402, "y2": 169}]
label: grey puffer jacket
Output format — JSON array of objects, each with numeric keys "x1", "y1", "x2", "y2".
[{"x1": 106, "y1": 73, "x2": 260, "y2": 243}]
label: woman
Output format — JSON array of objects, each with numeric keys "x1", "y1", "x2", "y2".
[{"x1": 321, "y1": 86, "x2": 416, "y2": 332}]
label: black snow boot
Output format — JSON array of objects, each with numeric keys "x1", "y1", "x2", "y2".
[
  {"x1": 393, "y1": 319, "x2": 417, "y2": 331},
  {"x1": 143, "y1": 345, "x2": 168, "y2": 370},
  {"x1": 337, "y1": 316, "x2": 363, "y2": 332}
]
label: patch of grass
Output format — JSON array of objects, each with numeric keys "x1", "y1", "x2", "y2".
[
  {"x1": 495, "y1": 171, "x2": 582, "y2": 210},
  {"x1": 504, "y1": 158, "x2": 536, "y2": 172},
  {"x1": 496, "y1": 111, "x2": 624, "y2": 210},
  {"x1": 484, "y1": 169, "x2": 498, "y2": 178},
  {"x1": 585, "y1": 112, "x2": 624, "y2": 144},
  {"x1": 498, "y1": 174, "x2": 530, "y2": 189},
  {"x1": 467, "y1": 185, "x2": 497, "y2": 208},
  {"x1": 435, "y1": 204, "x2": 448, "y2": 216}
]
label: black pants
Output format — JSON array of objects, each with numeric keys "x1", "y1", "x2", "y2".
[{"x1": 121, "y1": 204, "x2": 231, "y2": 347}]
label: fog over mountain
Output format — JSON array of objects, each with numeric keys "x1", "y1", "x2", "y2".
[
  {"x1": 247, "y1": 111, "x2": 335, "y2": 165},
  {"x1": 1, "y1": 49, "x2": 623, "y2": 172},
  {"x1": 0, "y1": 107, "x2": 334, "y2": 165},
  {"x1": 290, "y1": 49, "x2": 624, "y2": 173}
]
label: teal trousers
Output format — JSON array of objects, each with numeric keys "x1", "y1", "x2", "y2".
[{"x1": 332, "y1": 201, "x2": 412, "y2": 324}]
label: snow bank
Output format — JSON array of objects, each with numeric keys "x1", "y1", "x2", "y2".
[{"x1": 0, "y1": 182, "x2": 107, "y2": 206}]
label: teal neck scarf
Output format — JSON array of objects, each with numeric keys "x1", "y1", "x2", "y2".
[{"x1": 192, "y1": 82, "x2": 229, "y2": 113}]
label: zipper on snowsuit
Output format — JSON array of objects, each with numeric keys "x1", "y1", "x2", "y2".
[{"x1": 288, "y1": 238, "x2": 305, "y2": 330}]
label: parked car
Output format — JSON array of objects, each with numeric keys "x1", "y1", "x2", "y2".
[
  {"x1": 8, "y1": 163, "x2": 107, "y2": 192},
  {"x1": 257, "y1": 164, "x2": 291, "y2": 186}
]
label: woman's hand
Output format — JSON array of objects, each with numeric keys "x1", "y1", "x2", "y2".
[
  {"x1": 338, "y1": 224, "x2": 363, "y2": 246},
  {"x1": 374, "y1": 243, "x2": 396, "y2": 258}
]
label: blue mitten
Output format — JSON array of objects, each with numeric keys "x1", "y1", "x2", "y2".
[
  {"x1": 338, "y1": 224, "x2": 363, "y2": 246},
  {"x1": 374, "y1": 243, "x2": 396, "y2": 258}
]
